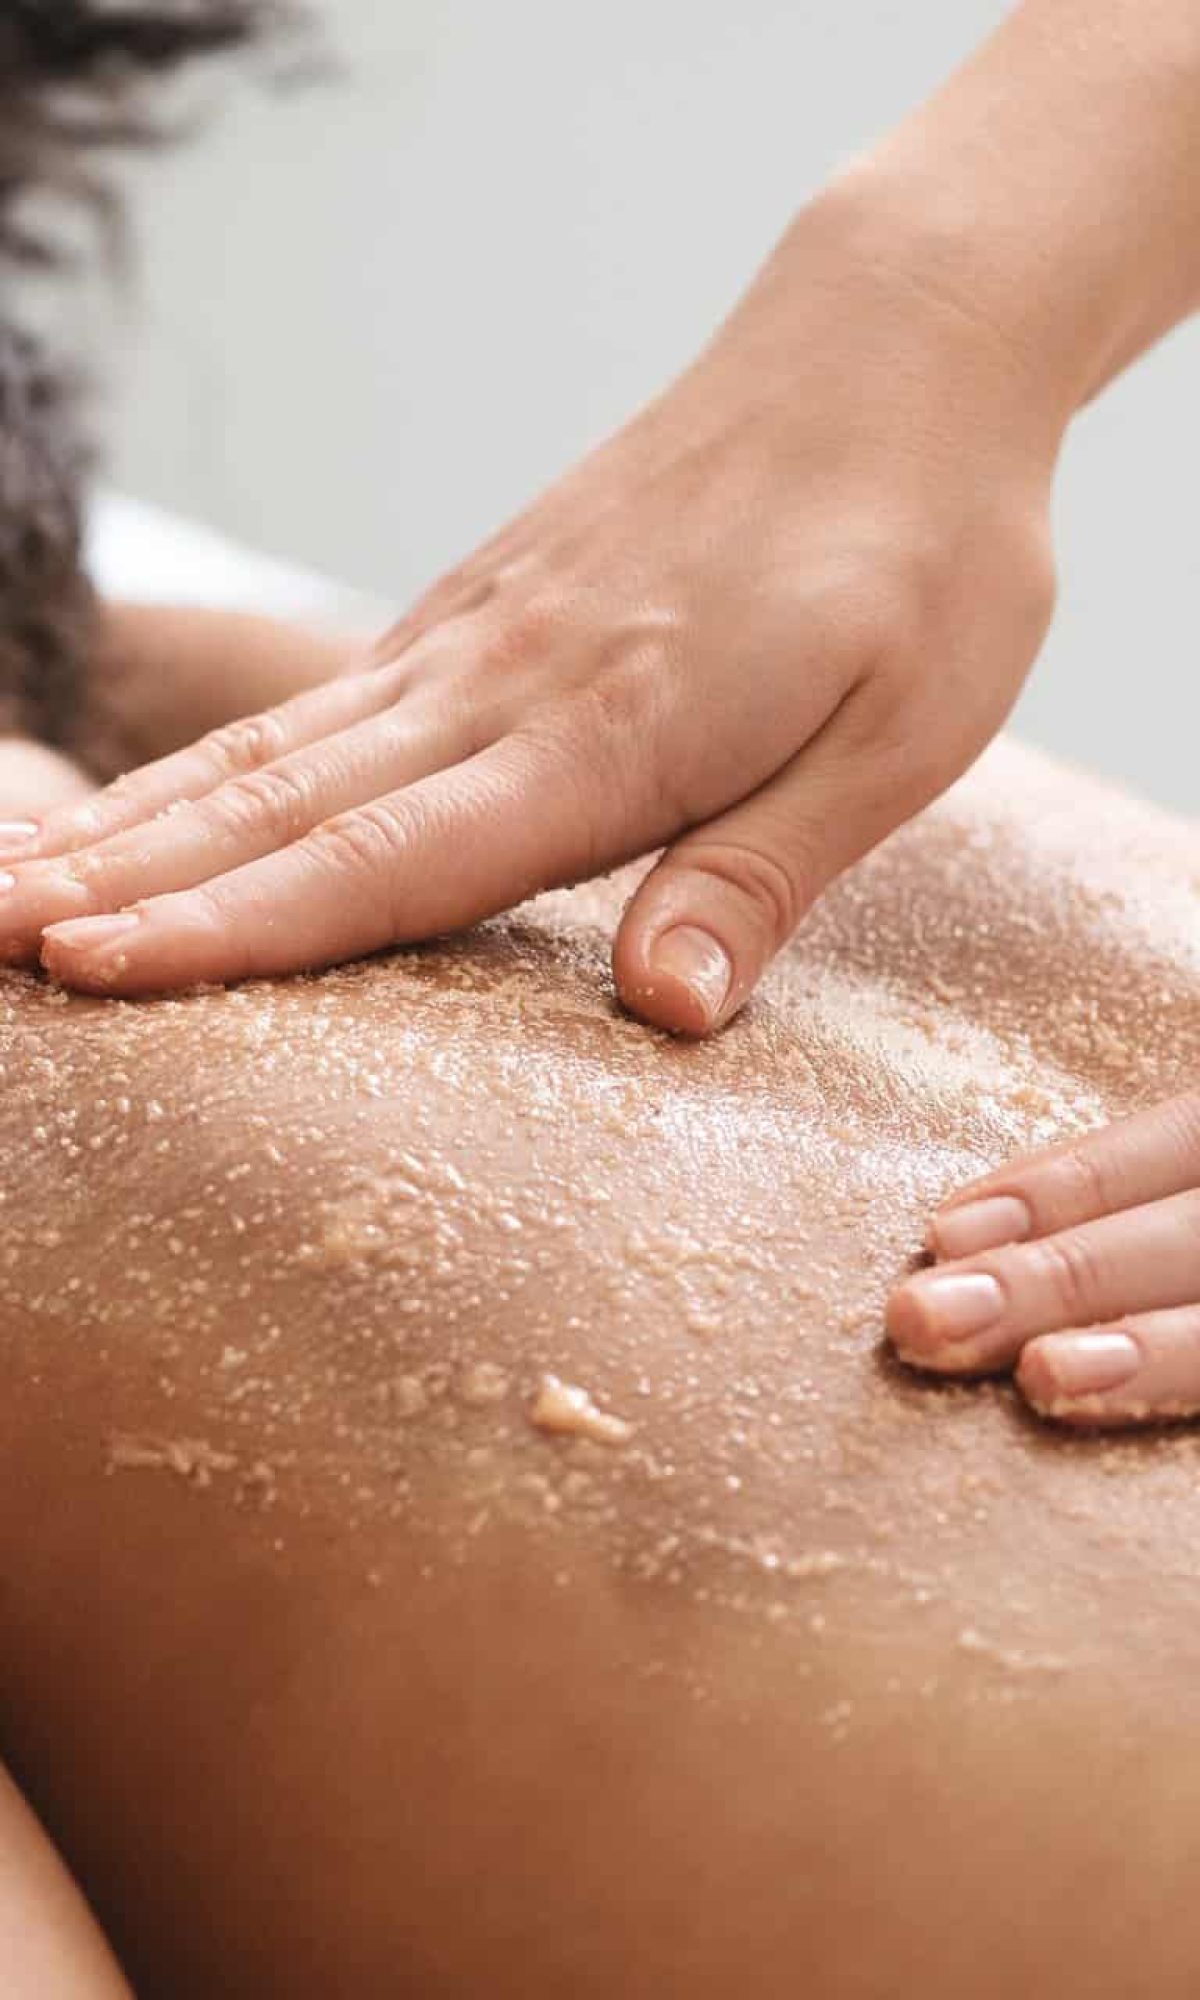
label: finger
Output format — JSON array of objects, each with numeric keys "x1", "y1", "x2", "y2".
[
  {"x1": 612, "y1": 682, "x2": 930, "y2": 1036},
  {"x1": 1017, "y1": 1306, "x2": 1200, "y2": 1428},
  {"x1": 0, "y1": 690, "x2": 493, "y2": 961},
  {"x1": 887, "y1": 1189, "x2": 1200, "y2": 1375},
  {"x1": 0, "y1": 663, "x2": 404, "y2": 866},
  {"x1": 369, "y1": 547, "x2": 518, "y2": 666},
  {"x1": 368, "y1": 486, "x2": 566, "y2": 666},
  {"x1": 928, "y1": 1093, "x2": 1200, "y2": 1261},
  {"x1": 40, "y1": 714, "x2": 660, "y2": 994}
]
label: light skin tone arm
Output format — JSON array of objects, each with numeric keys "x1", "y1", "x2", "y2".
[
  {"x1": 0, "y1": 1766, "x2": 131, "y2": 1999},
  {"x1": 0, "y1": 1, "x2": 1198, "y2": 1427}
]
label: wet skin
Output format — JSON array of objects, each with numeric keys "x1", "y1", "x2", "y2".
[{"x1": 1, "y1": 729, "x2": 1199, "y2": 1996}]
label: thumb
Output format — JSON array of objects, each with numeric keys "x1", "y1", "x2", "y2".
[{"x1": 613, "y1": 699, "x2": 932, "y2": 1036}]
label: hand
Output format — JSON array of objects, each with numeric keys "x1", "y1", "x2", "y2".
[
  {"x1": 886, "y1": 1094, "x2": 1200, "y2": 1427},
  {"x1": 0, "y1": 184, "x2": 1062, "y2": 1025}
]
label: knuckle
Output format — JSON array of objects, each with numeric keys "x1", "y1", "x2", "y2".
[
  {"x1": 680, "y1": 837, "x2": 802, "y2": 947},
  {"x1": 373, "y1": 623, "x2": 472, "y2": 706},
  {"x1": 1027, "y1": 1228, "x2": 1104, "y2": 1320},
  {"x1": 207, "y1": 710, "x2": 290, "y2": 782},
  {"x1": 307, "y1": 800, "x2": 413, "y2": 892},
  {"x1": 212, "y1": 764, "x2": 316, "y2": 843},
  {"x1": 576, "y1": 664, "x2": 642, "y2": 738},
  {"x1": 369, "y1": 568, "x2": 474, "y2": 662},
  {"x1": 1052, "y1": 1139, "x2": 1118, "y2": 1223},
  {"x1": 371, "y1": 554, "x2": 521, "y2": 667},
  {"x1": 373, "y1": 648, "x2": 427, "y2": 702},
  {"x1": 485, "y1": 589, "x2": 572, "y2": 677},
  {"x1": 1164, "y1": 1092, "x2": 1200, "y2": 1173}
]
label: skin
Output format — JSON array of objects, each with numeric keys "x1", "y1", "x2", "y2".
[
  {"x1": 2, "y1": 619, "x2": 1200, "y2": 1993},
  {"x1": 0, "y1": 1765, "x2": 130, "y2": 2000},
  {"x1": 0, "y1": 739, "x2": 137, "y2": 1997},
  {"x1": 889, "y1": 1112, "x2": 1200, "y2": 1422},
  {"x1": 2, "y1": 3, "x2": 1199, "y2": 1421}
]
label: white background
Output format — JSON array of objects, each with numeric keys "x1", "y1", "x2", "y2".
[{"x1": 104, "y1": 0, "x2": 1198, "y2": 812}]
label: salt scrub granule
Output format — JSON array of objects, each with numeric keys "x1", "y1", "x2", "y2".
[
  {"x1": 458, "y1": 1362, "x2": 511, "y2": 1408},
  {"x1": 529, "y1": 1373, "x2": 635, "y2": 1447},
  {"x1": 107, "y1": 1434, "x2": 237, "y2": 1488},
  {"x1": 392, "y1": 1376, "x2": 429, "y2": 1419}
]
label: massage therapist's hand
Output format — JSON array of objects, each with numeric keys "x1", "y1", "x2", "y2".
[
  {"x1": 0, "y1": 175, "x2": 1062, "y2": 1022},
  {"x1": 888, "y1": 1095, "x2": 1200, "y2": 1430},
  {"x1": 5, "y1": 0, "x2": 1200, "y2": 1023}
]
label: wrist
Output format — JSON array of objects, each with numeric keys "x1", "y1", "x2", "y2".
[
  {"x1": 805, "y1": 157, "x2": 1092, "y2": 428},
  {"x1": 817, "y1": 2, "x2": 1200, "y2": 417},
  {"x1": 750, "y1": 169, "x2": 1075, "y2": 453}
]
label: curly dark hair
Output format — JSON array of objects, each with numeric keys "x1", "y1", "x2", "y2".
[{"x1": 0, "y1": 1, "x2": 286, "y2": 748}]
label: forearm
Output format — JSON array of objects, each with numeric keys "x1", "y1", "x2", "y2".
[{"x1": 829, "y1": 0, "x2": 1200, "y2": 415}]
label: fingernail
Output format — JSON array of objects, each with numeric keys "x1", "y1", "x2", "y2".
[
  {"x1": 906, "y1": 1271, "x2": 1005, "y2": 1345},
  {"x1": 0, "y1": 871, "x2": 16, "y2": 895},
  {"x1": 46, "y1": 912, "x2": 141, "y2": 960},
  {"x1": 647, "y1": 925, "x2": 733, "y2": 1030},
  {"x1": 0, "y1": 819, "x2": 38, "y2": 858},
  {"x1": 930, "y1": 1194, "x2": 1031, "y2": 1260},
  {"x1": 1035, "y1": 1331, "x2": 1141, "y2": 1400}
]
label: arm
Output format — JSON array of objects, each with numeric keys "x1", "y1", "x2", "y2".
[
  {"x1": 839, "y1": 0, "x2": 1200, "y2": 407},
  {"x1": 0, "y1": 1767, "x2": 130, "y2": 1999}
]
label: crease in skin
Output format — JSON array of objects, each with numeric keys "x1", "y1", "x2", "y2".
[{"x1": 2, "y1": 737, "x2": 1200, "y2": 1708}]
